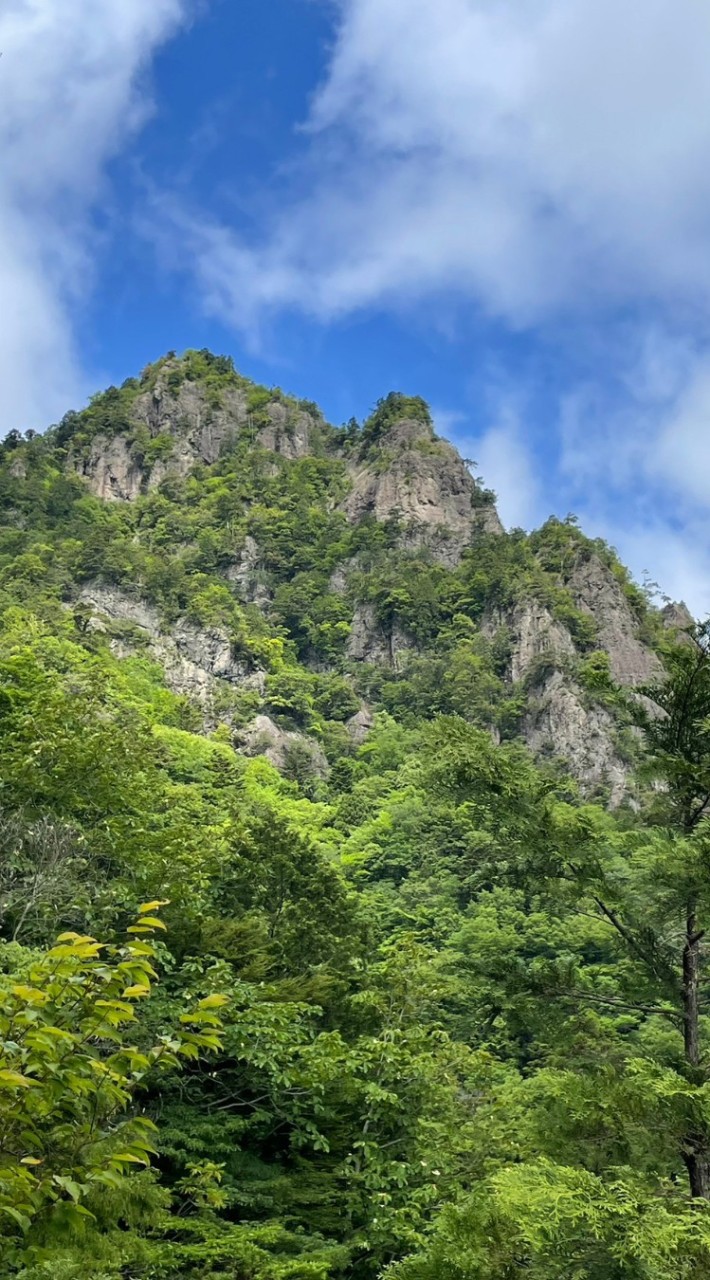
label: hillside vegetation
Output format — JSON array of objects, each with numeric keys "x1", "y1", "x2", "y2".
[{"x1": 0, "y1": 351, "x2": 709, "y2": 1278}]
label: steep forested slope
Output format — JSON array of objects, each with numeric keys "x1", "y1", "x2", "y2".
[{"x1": 1, "y1": 350, "x2": 710, "y2": 1279}]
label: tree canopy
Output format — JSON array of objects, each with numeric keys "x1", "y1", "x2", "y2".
[{"x1": 0, "y1": 356, "x2": 708, "y2": 1278}]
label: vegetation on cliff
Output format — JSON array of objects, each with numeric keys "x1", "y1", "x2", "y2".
[{"x1": 0, "y1": 352, "x2": 708, "y2": 1278}]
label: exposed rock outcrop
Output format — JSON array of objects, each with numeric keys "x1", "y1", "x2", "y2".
[
  {"x1": 347, "y1": 705, "x2": 375, "y2": 745},
  {"x1": 226, "y1": 537, "x2": 271, "y2": 607},
  {"x1": 132, "y1": 379, "x2": 246, "y2": 465},
  {"x1": 568, "y1": 555, "x2": 662, "y2": 687},
  {"x1": 236, "y1": 715, "x2": 329, "y2": 777},
  {"x1": 255, "y1": 403, "x2": 313, "y2": 458},
  {"x1": 346, "y1": 603, "x2": 417, "y2": 670},
  {"x1": 662, "y1": 601, "x2": 694, "y2": 632},
  {"x1": 342, "y1": 418, "x2": 502, "y2": 566},
  {"x1": 72, "y1": 369, "x2": 318, "y2": 502},
  {"x1": 522, "y1": 671, "x2": 629, "y2": 806},
  {"x1": 484, "y1": 597, "x2": 643, "y2": 804},
  {"x1": 75, "y1": 585, "x2": 264, "y2": 721},
  {"x1": 484, "y1": 601, "x2": 576, "y2": 684},
  {"x1": 78, "y1": 435, "x2": 144, "y2": 502},
  {"x1": 71, "y1": 369, "x2": 501, "y2": 578},
  {"x1": 74, "y1": 379, "x2": 248, "y2": 501}
]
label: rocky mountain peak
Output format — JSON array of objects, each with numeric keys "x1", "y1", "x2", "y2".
[
  {"x1": 18, "y1": 350, "x2": 683, "y2": 807},
  {"x1": 566, "y1": 552, "x2": 662, "y2": 687},
  {"x1": 61, "y1": 354, "x2": 503, "y2": 566},
  {"x1": 661, "y1": 600, "x2": 694, "y2": 632},
  {"x1": 340, "y1": 394, "x2": 502, "y2": 564},
  {"x1": 64, "y1": 350, "x2": 320, "y2": 502}
]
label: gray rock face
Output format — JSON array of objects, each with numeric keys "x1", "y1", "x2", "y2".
[
  {"x1": 73, "y1": 372, "x2": 317, "y2": 502},
  {"x1": 662, "y1": 601, "x2": 694, "y2": 631},
  {"x1": 255, "y1": 403, "x2": 313, "y2": 458},
  {"x1": 225, "y1": 537, "x2": 271, "y2": 607},
  {"x1": 78, "y1": 435, "x2": 144, "y2": 502},
  {"x1": 484, "y1": 597, "x2": 642, "y2": 804},
  {"x1": 236, "y1": 715, "x2": 329, "y2": 776},
  {"x1": 342, "y1": 419, "x2": 502, "y2": 566},
  {"x1": 347, "y1": 705, "x2": 375, "y2": 745},
  {"x1": 522, "y1": 671, "x2": 629, "y2": 806},
  {"x1": 133, "y1": 379, "x2": 246, "y2": 465},
  {"x1": 568, "y1": 555, "x2": 662, "y2": 687},
  {"x1": 75, "y1": 585, "x2": 264, "y2": 721},
  {"x1": 346, "y1": 603, "x2": 416, "y2": 670},
  {"x1": 484, "y1": 602, "x2": 576, "y2": 684},
  {"x1": 328, "y1": 565, "x2": 349, "y2": 596},
  {"x1": 74, "y1": 380, "x2": 248, "y2": 502}
]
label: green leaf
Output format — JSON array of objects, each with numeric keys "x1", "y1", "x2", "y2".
[
  {"x1": 1, "y1": 1206, "x2": 31, "y2": 1232},
  {"x1": 196, "y1": 993, "x2": 230, "y2": 1010},
  {"x1": 0, "y1": 1070, "x2": 34, "y2": 1089}
]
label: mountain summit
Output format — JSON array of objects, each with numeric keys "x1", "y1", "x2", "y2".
[
  {"x1": 3, "y1": 348, "x2": 710, "y2": 1277},
  {"x1": 2, "y1": 349, "x2": 684, "y2": 801}
]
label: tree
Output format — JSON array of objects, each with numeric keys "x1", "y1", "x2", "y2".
[
  {"x1": 0, "y1": 905, "x2": 225, "y2": 1270},
  {"x1": 0, "y1": 813, "x2": 92, "y2": 943},
  {"x1": 636, "y1": 621, "x2": 710, "y2": 1195}
]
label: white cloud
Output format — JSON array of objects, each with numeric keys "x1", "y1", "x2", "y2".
[
  {"x1": 445, "y1": 390, "x2": 542, "y2": 531},
  {"x1": 431, "y1": 407, "x2": 466, "y2": 440},
  {"x1": 554, "y1": 336, "x2": 710, "y2": 513},
  {"x1": 473, "y1": 418, "x2": 541, "y2": 531},
  {"x1": 0, "y1": 0, "x2": 189, "y2": 435},
  {"x1": 178, "y1": 0, "x2": 710, "y2": 326},
  {"x1": 653, "y1": 365, "x2": 710, "y2": 506},
  {"x1": 434, "y1": 386, "x2": 542, "y2": 530},
  {"x1": 525, "y1": 334, "x2": 710, "y2": 613},
  {"x1": 156, "y1": 0, "x2": 710, "y2": 609}
]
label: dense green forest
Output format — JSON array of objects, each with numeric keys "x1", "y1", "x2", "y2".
[{"x1": 2, "y1": 350, "x2": 710, "y2": 1278}]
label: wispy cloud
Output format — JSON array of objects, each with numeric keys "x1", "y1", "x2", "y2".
[
  {"x1": 438, "y1": 392, "x2": 543, "y2": 532},
  {"x1": 0, "y1": 0, "x2": 189, "y2": 435},
  {"x1": 172, "y1": 0, "x2": 710, "y2": 327}
]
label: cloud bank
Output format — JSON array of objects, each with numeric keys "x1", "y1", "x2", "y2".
[
  {"x1": 182, "y1": 0, "x2": 710, "y2": 325},
  {"x1": 0, "y1": 0, "x2": 188, "y2": 434}
]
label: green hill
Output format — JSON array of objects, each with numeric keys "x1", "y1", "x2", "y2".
[{"x1": 0, "y1": 350, "x2": 708, "y2": 1279}]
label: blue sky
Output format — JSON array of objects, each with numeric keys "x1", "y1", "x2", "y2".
[{"x1": 3, "y1": 1, "x2": 710, "y2": 610}]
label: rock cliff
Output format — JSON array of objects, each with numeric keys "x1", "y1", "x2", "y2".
[
  {"x1": 75, "y1": 584, "x2": 265, "y2": 724},
  {"x1": 71, "y1": 365, "x2": 314, "y2": 501},
  {"x1": 342, "y1": 416, "x2": 502, "y2": 565},
  {"x1": 567, "y1": 554, "x2": 662, "y2": 687},
  {"x1": 50, "y1": 351, "x2": 683, "y2": 799},
  {"x1": 70, "y1": 366, "x2": 499, "y2": 567}
]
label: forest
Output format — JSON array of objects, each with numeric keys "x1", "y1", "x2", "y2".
[{"x1": 1, "y1": 351, "x2": 710, "y2": 1279}]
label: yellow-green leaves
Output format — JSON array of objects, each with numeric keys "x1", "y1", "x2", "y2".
[
  {"x1": 197, "y1": 992, "x2": 230, "y2": 1010},
  {"x1": 0, "y1": 1069, "x2": 34, "y2": 1089},
  {"x1": 0, "y1": 907, "x2": 225, "y2": 1260},
  {"x1": 11, "y1": 985, "x2": 46, "y2": 1004}
]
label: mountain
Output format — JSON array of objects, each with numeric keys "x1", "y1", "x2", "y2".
[
  {"x1": 3, "y1": 348, "x2": 709, "y2": 1280},
  {"x1": 4, "y1": 347, "x2": 679, "y2": 806}
]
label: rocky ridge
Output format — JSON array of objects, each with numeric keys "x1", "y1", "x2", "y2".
[{"x1": 58, "y1": 352, "x2": 685, "y2": 800}]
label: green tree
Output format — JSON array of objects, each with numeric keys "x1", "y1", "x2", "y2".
[{"x1": 0, "y1": 906, "x2": 226, "y2": 1272}]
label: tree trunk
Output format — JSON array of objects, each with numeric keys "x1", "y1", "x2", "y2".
[
  {"x1": 683, "y1": 907, "x2": 702, "y2": 1068},
  {"x1": 683, "y1": 1147, "x2": 710, "y2": 1199},
  {"x1": 682, "y1": 905, "x2": 710, "y2": 1198}
]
